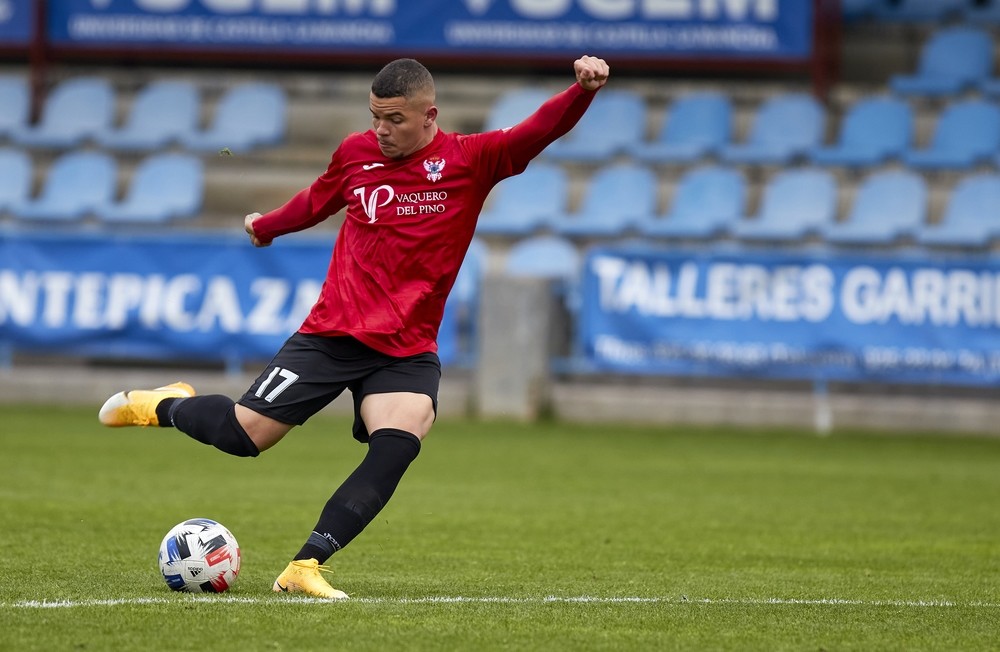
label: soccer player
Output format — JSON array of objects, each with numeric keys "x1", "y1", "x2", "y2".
[{"x1": 99, "y1": 55, "x2": 610, "y2": 599}]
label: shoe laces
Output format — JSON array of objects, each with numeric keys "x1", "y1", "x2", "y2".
[
  {"x1": 296, "y1": 559, "x2": 333, "y2": 576},
  {"x1": 125, "y1": 391, "x2": 152, "y2": 427}
]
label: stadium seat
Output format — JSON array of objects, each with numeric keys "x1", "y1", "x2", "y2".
[
  {"x1": 0, "y1": 76, "x2": 29, "y2": 138},
  {"x1": 963, "y1": 1, "x2": 1000, "y2": 24},
  {"x1": 451, "y1": 237, "x2": 489, "y2": 310},
  {"x1": 730, "y1": 168, "x2": 838, "y2": 242},
  {"x1": 917, "y1": 173, "x2": 1000, "y2": 247},
  {"x1": 809, "y1": 95, "x2": 913, "y2": 167},
  {"x1": 872, "y1": 0, "x2": 967, "y2": 21},
  {"x1": 484, "y1": 87, "x2": 552, "y2": 132},
  {"x1": 903, "y1": 99, "x2": 1000, "y2": 170},
  {"x1": 0, "y1": 148, "x2": 32, "y2": 214},
  {"x1": 890, "y1": 27, "x2": 994, "y2": 97},
  {"x1": 504, "y1": 235, "x2": 580, "y2": 284},
  {"x1": 15, "y1": 151, "x2": 116, "y2": 222},
  {"x1": 550, "y1": 163, "x2": 657, "y2": 239},
  {"x1": 822, "y1": 170, "x2": 927, "y2": 245},
  {"x1": 840, "y1": 0, "x2": 879, "y2": 21},
  {"x1": 96, "y1": 80, "x2": 200, "y2": 151},
  {"x1": 718, "y1": 93, "x2": 825, "y2": 165},
  {"x1": 440, "y1": 238, "x2": 488, "y2": 367},
  {"x1": 179, "y1": 83, "x2": 286, "y2": 153},
  {"x1": 628, "y1": 92, "x2": 732, "y2": 164},
  {"x1": 10, "y1": 77, "x2": 115, "y2": 149},
  {"x1": 980, "y1": 78, "x2": 1000, "y2": 97},
  {"x1": 476, "y1": 162, "x2": 569, "y2": 237},
  {"x1": 638, "y1": 165, "x2": 746, "y2": 240},
  {"x1": 95, "y1": 153, "x2": 204, "y2": 223},
  {"x1": 543, "y1": 90, "x2": 647, "y2": 162}
]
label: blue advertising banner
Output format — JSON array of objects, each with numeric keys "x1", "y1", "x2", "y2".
[
  {"x1": 579, "y1": 246, "x2": 1000, "y2": 386},
  {"x1": 0, "y1": 0, "x2": 33, "y2": 45},
  {"x1": 0, "y1": 232, "x2": 462, "y2": 365},
  {"x1": 48, "y1": 0, "x2": 812, "y2": 59}
]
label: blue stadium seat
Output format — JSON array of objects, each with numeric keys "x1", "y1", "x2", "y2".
[
  {"x1": 543, "y1": 90, "x2": 647, "y2": 162},
  {"x1": 439, "y1": 238, "x2": 488, "y2": 367},
  {"x1": 917, "y1": 173, "x2": 1000, "y2": 247},
  {"x1": 981, "y1": 78, "x2": 1000, "y2": 97},
  {"x1": 730, "y1": 168, "x2": 838, "y2": 242},
  {"x1": 95, "y1": 153, "x2": 204, "y2": 224},
  {"x1": 11, "y1": 77, "x2": 115, "y2": 149},
  {"x1": 840, "y1": 0, "x2": 879, "y2": 21},
  {"x1": 97, "y1": 80, "x2": 200, "y2": 151},
  {"x1": 504, "y1": 235, "x2": 580, "y2": 284},
  {"x1": 0, "y1": 148, "x2": 32, "y2": 214},
  {"x1": 484, "y1": 87, "x2": 552, "y2": 132},
  {"x1": 15, "y1": 151, "x2": 116, "y2": 222},
  {"x1": 0, "y1": 76, "x2": 29, "y2": 138},
  {"x1": 628, "y1": 92, "x2": 732, "y2": 164},
  {"x1": 451, "y1": 237, "x2": 489, "y2": 310},
  {"x1": 903, "y1": 99, "x2": 1000, "y2": 170},
  {"x1": 822, "y1": 170, "x2": 927, "y2": 245},
  {"x1": 809, "y1": 96, "x2": 913, "y2": 167},
  {"x1": 719, "y1": 93, "x2": 825, "y2": 165},
  {"x1": 872, "y1": 0, "x2": 967, "y2": 21},
  {"x1": 550, "y1": 163, "x2": 657, "y2": 239},
  {"x1": 476, "y1": 162, "x2": 569, "y2": 237},
  {"x1": 963, "y1": 1, "x2": 1000, "y2": 24},
  {"x1": 179, "y1": 83, "x2": 286, "y2": 153},
  {"x1": 638, "y1": 166, "x2": 746, "y2": 240},
  {"x1": 890, "y1": 27, "x2": 994, "y2": 97}
]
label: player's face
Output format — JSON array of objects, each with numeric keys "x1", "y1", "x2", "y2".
[{"x1": 370, "y1": 93, "x2": 436, "y2": 159}]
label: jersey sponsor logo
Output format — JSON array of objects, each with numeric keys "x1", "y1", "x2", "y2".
[
  {"x1": 423, "y1": 156, "x2": 445, "y2": 182},
  {"x1": 353, "y1": 184, "x2": 395, "y2": 223},
  {"x1": 362, "y1": 163, "x2": 385, "y2": 170}
]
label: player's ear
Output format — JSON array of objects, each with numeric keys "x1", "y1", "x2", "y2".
[{"x1": 424, "y1": 105, "x2": 438, "y2": 127}]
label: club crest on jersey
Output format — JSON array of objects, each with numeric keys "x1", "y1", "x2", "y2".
[{"x1": 423, "y1": 157, "x2": 446, "y2": 182}]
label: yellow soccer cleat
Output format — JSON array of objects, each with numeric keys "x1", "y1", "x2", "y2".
[
  {"x1": 272, "y1": 559, "x2": 349, "y2": 600},
  {"x1": 98, "y1": 382, "x2": 195, "y2": 427}
]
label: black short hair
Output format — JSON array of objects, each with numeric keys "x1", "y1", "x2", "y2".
[{"x1": 371, "y1": 58, "x2": 435, "y2": 99}]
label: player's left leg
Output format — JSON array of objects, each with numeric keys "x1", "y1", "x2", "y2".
[{"x1": 275, "y1": 355, "x2": 439, "y2": 599}]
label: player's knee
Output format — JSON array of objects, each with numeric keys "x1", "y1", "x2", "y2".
[{"x1": 234, "y1": 403, "x2": 292, "y2": 452}]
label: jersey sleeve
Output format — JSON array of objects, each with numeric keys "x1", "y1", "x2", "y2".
[
  {"x1": 460, "y1": 83, "x2": 599, "y2": 184},
  {"x1": 504, "y1": 83, "x2": 598, "y2": 171},
  {"x1": 249, "y1": 141, "x2": 350, "y2": 244}
]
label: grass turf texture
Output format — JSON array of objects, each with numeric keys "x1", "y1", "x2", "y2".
[{"x1": 1, "y1": 405, "x2": 998, "y2": 651}]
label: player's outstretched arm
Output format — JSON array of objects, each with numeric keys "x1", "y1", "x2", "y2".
[
  {"x1": 574, "y1": 55, "x2": 610, "y2": 91},
  {"x1": 501, "y1": 55, "x2": 610, "y2": 168}
]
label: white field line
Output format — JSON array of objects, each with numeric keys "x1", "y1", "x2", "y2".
[{"x1": 4, "y1": 595, "x2": 1000, "y2": 609}]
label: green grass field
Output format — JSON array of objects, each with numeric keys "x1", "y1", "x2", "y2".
[{"x1": 2, "y1": 404, "x2": 999, "y2": 651}]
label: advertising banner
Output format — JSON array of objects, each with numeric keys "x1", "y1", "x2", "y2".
[
  {"x1": 0, "y1": 0, "x2": 32, "y2": 45},
  {"x1": 48, "y1": 0, "x2": 812, "y2": 60},
  {"x1": 0, "y1": 232, "x2": 462, "y2": 365},
  {"x1": 579, "y1": 246, "x2": 1000, "y2": 386}
]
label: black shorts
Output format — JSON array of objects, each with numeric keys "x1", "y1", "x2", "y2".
[{"x1": 237, "y1": 333, "x2": 441, "y2": 442}]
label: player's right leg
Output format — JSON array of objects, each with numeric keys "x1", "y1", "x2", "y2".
[
  {"x1": 98, "y1": 382, "x2": 195, "y2": 427},
  {"x1": 98, "y1": 382, "x2": 268, "y2": 458}
]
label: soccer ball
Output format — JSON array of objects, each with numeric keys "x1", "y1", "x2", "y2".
[{"x1": 158, "y1": 518, "x2": 241, "y2": 593}]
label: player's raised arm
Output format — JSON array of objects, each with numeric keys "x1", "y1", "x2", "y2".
[{"x1": 502, "y1": 55, "x2": 610, "y2": 169}]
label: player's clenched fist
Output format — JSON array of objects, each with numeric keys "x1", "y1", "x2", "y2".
[
  {"x1": 244, "y1": 212, "x2": 270, "y2": 247},
  {"x1": 574, "y1": 55, "x2": 610, "y2": 91}
]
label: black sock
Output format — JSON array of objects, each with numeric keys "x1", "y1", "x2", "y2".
[
  {"x1": 294, "y1": 428, "x2": 421, "y2": 563},
  {"x1": 160, "y1": 395, "x2": 260, "y2": 458}
]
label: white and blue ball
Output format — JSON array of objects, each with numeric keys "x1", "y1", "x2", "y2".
[{"x1": 158, "y1": 518, "x2": 241, "y2": 593}]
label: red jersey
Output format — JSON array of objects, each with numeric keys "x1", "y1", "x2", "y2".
[{"x1": 251, "y1": 82, "x2": 598, "y2": 357}]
